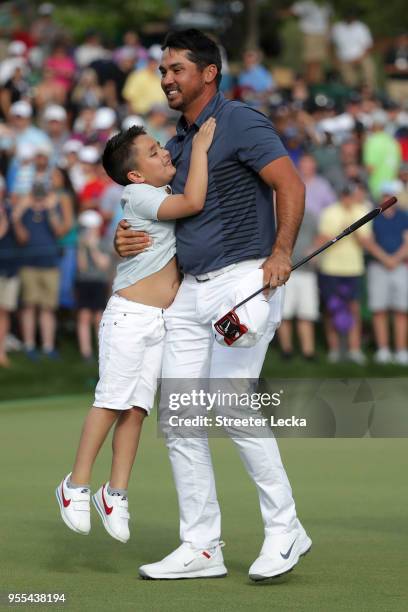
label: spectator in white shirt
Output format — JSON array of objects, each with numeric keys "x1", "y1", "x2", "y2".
[
  {"x1": 282, "y1": 2, "x2": 332, "y2": 84},
  {"x1": 331, "y1": 11, "x2": 376, "y2": 90}
]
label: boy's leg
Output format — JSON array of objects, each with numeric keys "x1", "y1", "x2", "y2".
[
  {"x1": 110, "y1": 407, "x2": 146, "y2": 490},
  {"x1": 71, "y1": 406, "x2": 118, "y2": 485}
]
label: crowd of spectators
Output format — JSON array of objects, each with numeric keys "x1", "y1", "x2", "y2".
[{"x1": 0, "y1": 1, "x2": 408, "y2": 368}]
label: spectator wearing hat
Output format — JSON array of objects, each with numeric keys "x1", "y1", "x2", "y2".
[
  {"x1": 92, "y1": 107, "x2": 117, "y2": 146},
  {"x1": 367, "y1": 181, "x2": 408, "y2": 365},
  {"x1": 0, "y1": 61, "x2": 30, "y2": 121},
  {"x1": 4, "y1": 101, "x2": 51, "y2": 193},
  {"x1": 0, "y1": 40, "x2": 27, "y2": 86},
  {"x1": 122, "y1": 47, "x2": 166, "y2": 115},
  {"x1": 317, "y1": 181, "x2": 391, "y2": 364},
  {"x1": 30, "y1": 3, "x2": 64, "y2": 52},
  {"x1": 12, "y1": 142, "x2": 53, "y2": 204},
  {"x1": 42, "y1": 104, "x2": 69, "y2": 164},
  {"x1": 61, "y1": 139, "x2": 85, "y2": 193},
  {"x1": 0, "y1": 178, "x2": 20, "y2": 367},
  {"x1": 77, "y1": 146, "x2": 108, "y2": 214},
  {"x1": 363, "y1": 110, "x2": 402, "y2": 200},
  {"x1": 71, "y1": 106, "x2": 97, "y2": 145},
  {"x1": 9, "y1": 101, "x2": 50, "y2": 149},
  {"x1": 9, "y1": 142, "x2": 36, "y2": 202},
  {"x1": 75, "y1": 210, "x2": 112, "y2": 361},
  {"x1": 12, "y1": 179, "x2": 71, "y2": 360},
  {"x1": 384, "y1": 32, "x2": 408, "y2": 107},
  {"x1": 331, "y1": 11, "x2": 376, "y2": 91}
]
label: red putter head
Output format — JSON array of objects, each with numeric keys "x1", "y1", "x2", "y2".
[{"x1": 214, "y1": 310, "x2": 248, "y2": 346}]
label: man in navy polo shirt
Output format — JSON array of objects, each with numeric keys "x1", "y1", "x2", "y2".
[{"x1": 115, "y1": 29, "x2": 310, "y2": 581}]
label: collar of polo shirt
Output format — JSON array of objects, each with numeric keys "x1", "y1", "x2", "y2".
[{"x1": 176, "y1": 91, "x2": 223, "y2": 136}]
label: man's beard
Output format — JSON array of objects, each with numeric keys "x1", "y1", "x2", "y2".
[{"x1": 166, "y1": 83, "x2": 205, "y2": 113}]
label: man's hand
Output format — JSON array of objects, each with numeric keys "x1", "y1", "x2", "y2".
[
  {"x1": 261, "y1": 248, "x2": 292, "y2": 295},
  {"x1": 114, "y1": 219, "x2": 152, "y2": 257},
  {"x1": 383, "y1": 254, "x2": 398, "y2": 270}
]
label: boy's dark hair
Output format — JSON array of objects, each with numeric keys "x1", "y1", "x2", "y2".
[
  {"x1": 102, "y1": 126, "x2": 146, "y2": 186},
  {"x1": 161, "y1": 29, "x2": 222, "y2": 88}
]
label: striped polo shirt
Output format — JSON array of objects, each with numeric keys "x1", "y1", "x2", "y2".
[{"x1": 166, "y1": 91, "x2": 288, "y2": 275}]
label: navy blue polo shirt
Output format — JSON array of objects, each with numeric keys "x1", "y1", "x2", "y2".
[
  {"x1": 166, "y1": 92, "x2": 288, "y2": 275},
  {"x1": 372, "y1": 209, "x2": 408, "y2": 254},
  {"x1": 20, "y1": 208, "x2": 60, "y2": 268}
]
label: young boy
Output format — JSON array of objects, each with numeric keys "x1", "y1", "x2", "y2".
[{"x1": 56, "y1": 118, "x2": 216, "y2": 543}]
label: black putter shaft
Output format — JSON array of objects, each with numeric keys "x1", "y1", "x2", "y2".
[{"x1": 233, "y1": 196, "x2": 398, "y2": 311}]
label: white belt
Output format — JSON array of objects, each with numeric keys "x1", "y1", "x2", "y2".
[{"x1": 193, "y1": 263, "x2": 238, "y2": 282}]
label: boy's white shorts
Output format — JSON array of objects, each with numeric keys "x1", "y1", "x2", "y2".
[{"x1": 94, "y1": 294, "x2": 165, "y2": 414}]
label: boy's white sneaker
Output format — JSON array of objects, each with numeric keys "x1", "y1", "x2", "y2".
[
  {"x1": 139, "y1": 542, "x2": 227, "y2": 579},
  {"x1": 55, "y1": 473, "x2": 91, "y2": 535},
  {"x1": 92, "y1": 484, "x2": 130, "y2": 543}
]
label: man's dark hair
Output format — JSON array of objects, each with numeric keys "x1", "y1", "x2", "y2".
[
  {"x1": 102, "y1": 126, "x2": 146, "y2": 186},
  {"x1": 161, "y1": 29, "x2": 222, "y2": 88}
]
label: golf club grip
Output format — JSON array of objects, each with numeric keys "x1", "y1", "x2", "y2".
[{"x1": 234, "y1": 196, "x2": 398, "y2": 310}]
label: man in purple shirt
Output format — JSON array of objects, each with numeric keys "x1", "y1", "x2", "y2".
[{"x1": 298, "y1": 153, "x2": 336, "y2": 218}]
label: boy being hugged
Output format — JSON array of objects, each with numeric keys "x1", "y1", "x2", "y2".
[{"x1": 56, "y1": 118, "x2": 216, "y2": 543}]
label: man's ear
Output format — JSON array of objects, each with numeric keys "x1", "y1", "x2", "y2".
[
  {"x1": 204, "y1": 64, "x2": 218, "y2": 84},
  {"x1": 127, "y1": 170, "x2": 145, "y2": 184}
]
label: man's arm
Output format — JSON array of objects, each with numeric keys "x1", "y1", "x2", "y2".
[
  {"x1": 259, "y1": 156, "x2": 305, "y2": 289},
  {"x1": 114, "y1": 219, "x2": 152, "y2": 258}
]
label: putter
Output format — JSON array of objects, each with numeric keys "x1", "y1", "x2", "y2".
[{"x1": 214, "y1": 196, "x2": 398, "y2": 346}]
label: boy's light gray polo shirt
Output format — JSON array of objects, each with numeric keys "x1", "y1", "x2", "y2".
[{"x1": 112, "y1": 183, "x2": 176, "y2": 292}]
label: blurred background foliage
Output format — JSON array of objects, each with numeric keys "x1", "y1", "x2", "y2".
[{"x1": 24, "y1": 0, "x2": 407, "y2": 52}]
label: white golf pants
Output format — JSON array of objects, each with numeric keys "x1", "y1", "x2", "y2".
[{"x1": 160, "y1": 258, "x2": 298, "y2": 548}]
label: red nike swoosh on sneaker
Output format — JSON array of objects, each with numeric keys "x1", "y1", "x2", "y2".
[
  {"x1": 61, "y1": 484, "x2": 71, "y2": 508},
  {"x1": 102, "y1": 487, "x2": 113, "y2": 515}
]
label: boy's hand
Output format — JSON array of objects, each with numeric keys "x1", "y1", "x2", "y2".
[
  {"x1": 193, "y1": 117, "x2": 216, "y2": 152},
  {"x1": 114, "y1": 218, "x2": 152, "y2": 257}
]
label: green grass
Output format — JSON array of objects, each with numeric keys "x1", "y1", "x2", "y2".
[{"x1": 1, "y1": 395, "x2": 408, "y2": 611}]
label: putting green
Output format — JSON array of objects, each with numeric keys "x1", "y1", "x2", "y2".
[{"x1": 1, "y1": 395, "x2": 407, "y2": 611}]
